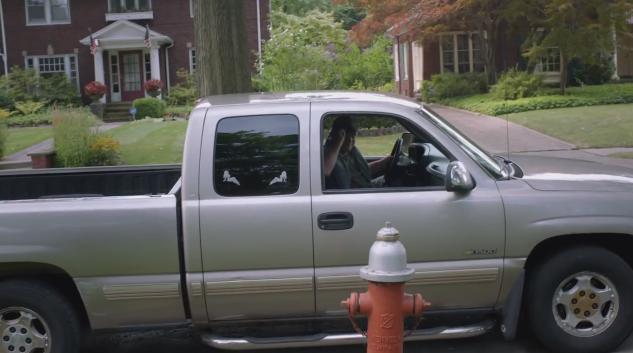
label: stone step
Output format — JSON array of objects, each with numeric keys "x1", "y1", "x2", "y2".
[{"x1": 103, "y1": 112, "x2": 133, "y2": 122}]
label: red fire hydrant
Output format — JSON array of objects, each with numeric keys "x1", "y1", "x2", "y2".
[{"x1": 341, "y1": 222, "x2": 430, "y2": 353}]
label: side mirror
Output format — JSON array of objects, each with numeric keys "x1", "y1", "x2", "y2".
[{"x1": 445, "y1": 161, "x2": 475, "y2": 193}]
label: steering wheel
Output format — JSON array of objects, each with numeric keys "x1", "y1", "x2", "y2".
[{"x1": 384, "y1": 136, "x2": 403, "y2": 185}]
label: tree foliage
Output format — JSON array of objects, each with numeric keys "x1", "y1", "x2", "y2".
[
  {"x1": 255, "y1": 10, "x2": 393, "y2": 92},
  {"x1": 511, "y1": 0, "x2": 633, "y2": 93}
]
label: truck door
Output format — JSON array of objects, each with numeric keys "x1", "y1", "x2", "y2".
[
  {"x1": 309, "y1": 101, "x2": 506, "y2": 314},
  {"x1": 197, "y1": 102, "x2": 314, "y2": 320}
]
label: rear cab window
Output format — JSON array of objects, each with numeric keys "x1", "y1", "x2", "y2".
[{"x1": 214, "y1": 114, "x2": 300, "y2": 197}]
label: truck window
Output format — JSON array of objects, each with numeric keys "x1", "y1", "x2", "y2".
[
  {"x1": 322, "y1": 114, "x2": 450, "y2": 190},
  {"x1": 214, "y1": 114, "x2": 299, "y2": 197}
]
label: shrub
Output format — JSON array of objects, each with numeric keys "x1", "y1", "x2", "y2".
[
  {"x1": 0, "y1": 92, "x2": 15, "y2": 111},
  {"x1": 53, "y1": 109, "x2": 96, "y2": 167},
  {"x1": 84, "y1": 81, "x2": 108, "y2": 102},
  {"x1": 133, "y1": 97, "x2": 166, "y2": 119},
  {"x1": 6, "y1": 66, "x2": 39, "y2": 102},
  {"x1": 491, "y1": 69, "x2": 543, "y2": 100},
  {"x1": 40, "y1": 73, "x2": 81, "y2": 106},
  {"x1": 568, "y1": 58, "x2": 614, "y2": 86},
  {"x1": 0, "y1": 117, "x2": 7, "y2": 159},
  {"x1": 7, "y1": 112, "x2": 52, "y2": 127},
  {"x1": 421, "y1": 72, "x2": 488, "y2": 102},
  {"x1": 14, "y1": 101, "x2": 46, "y2": 116},
  {"x1": 167, "y1": 69, "x2": 197, "y2": 106},
  {"x1": 89, "y1": 135, "x2": 121, "y2": 166}
]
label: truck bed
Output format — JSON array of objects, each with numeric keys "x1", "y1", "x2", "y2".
[{"x1": 0, "y1": 164, "x2": 181, "y2": 201}]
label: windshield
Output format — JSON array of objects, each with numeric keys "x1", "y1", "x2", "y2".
[{"x1": 418, "y1": 106, "x2": 507, "y2": 179}]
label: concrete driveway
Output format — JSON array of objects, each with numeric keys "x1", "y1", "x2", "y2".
[{"x1": 82, "y1": 327, "x2": 633, "y2": 353}]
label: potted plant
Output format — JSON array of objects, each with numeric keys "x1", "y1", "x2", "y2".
[
  {"x1": 144, "y1": 79, "x2": 164, "y2": 98},
  {"x1": 84, "y1": 81, "x2": 108, "y2": 119}
]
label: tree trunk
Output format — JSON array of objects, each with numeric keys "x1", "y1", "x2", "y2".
[
  {"x1": 560, "y1": 51, "x2": 567, "y2": 95},
  {"x1": 194, "y1": 0, "x2": 252, "y2": 96}
]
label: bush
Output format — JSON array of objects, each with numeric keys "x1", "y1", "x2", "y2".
[
  {"x1": 133, "y1": 97, "x2": 166, "y2": 119},
  {"x1": 89, "y1": 135, "x2": 121, "y2": 166},
  {"x1": 0, "y1": 92, "x2": 15, "y2": 111},
  {"x1": 568, "y1": 58, "x2": 614, "y2": 86},
  {"x1": 14, "y1": 101, "x2": 46, "y2": 115},
  {"x1": 6, "y1": 112, "x2": 52, "y2": 127},
  {"x1": 421, "y1": 72, "x2": 488, "y2": 102},
  {"x1": 53, "y1": 109, "x2": 96, "y2": 167},
  {"x1": 491, "y1": 69, "x2": 543, "y2": 100},
  {"x1": 442, "y1": 83, "x2": 633, "y2": 116},
  {"x1": 0, "y1": 117, "x2": 7, "y2": 159},
  {"x1": 167, "y1": 69, "x2": 197, "y2": 106},
  {"x1": 40, "y1": 73, "x2": 81, "y2": 105},
  {"x1": 5, "y1": 66, "x2": 39, "y2": 102}
]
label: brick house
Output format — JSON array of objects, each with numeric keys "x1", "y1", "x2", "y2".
[
  {"x1": 391, "y1": 20, "x2": 633, "y2": 97},
  {"x1": 0, "y1": 0, "x2": 270, "y2": 103}
]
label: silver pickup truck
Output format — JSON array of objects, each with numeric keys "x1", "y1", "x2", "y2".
[{"x1": 1, "y1": 92, "x2": 633, "y2": 353}]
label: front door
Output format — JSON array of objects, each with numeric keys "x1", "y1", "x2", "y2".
[
  {"x1": 120, "y1": 51, "x2": 144, "y2": 101},
  {"x1": 309, "y1": 101, "x2": 506, "y2": 315}
]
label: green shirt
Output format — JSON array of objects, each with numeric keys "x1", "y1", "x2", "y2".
[{"x1": 335, "y1": 147, "x2": 372, "y2": 189}]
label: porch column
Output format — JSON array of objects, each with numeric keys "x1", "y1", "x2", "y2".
[
  {"x1": 93, "y1": 48, "x2": 106, "y2": 103},
  {"x1": 150, "y1": 46, "x2": 161, "y2": 98}
]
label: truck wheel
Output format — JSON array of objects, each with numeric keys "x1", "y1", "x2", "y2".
[
  {"x1": 527, "y1": 246, "x2": 633, "y2": 353},
  {"x1": 0, "y1": 280, "x2": 81, "y2": 353}
]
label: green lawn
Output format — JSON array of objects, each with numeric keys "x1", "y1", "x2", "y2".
[
  {"x1": 4, "y1": 127, "x2": 53, "y2": 156},
  {"x1": 107, "y1": 119, "x2": 188, "y2": 165},
  {"x1": 356, "y1": 133, "x2": 399, "y2": 156},
  {"x1": 507, "y1": 104, "x2": 633, "y2": 149},
  {"x1": 610, "y1": 152, "x2": 633, "y2": 159}
]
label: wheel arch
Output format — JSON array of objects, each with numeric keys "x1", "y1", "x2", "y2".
[
  {"x1": 525, "y1": 233, "x2": 633, "y2": 274},
  {"x1": 0, "y1": 262, "x2": 91, "y2": 331}
]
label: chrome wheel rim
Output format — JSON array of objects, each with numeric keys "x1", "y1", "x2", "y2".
[
  {"x1": 552, "y1": 271, "x2": 619, "y2": 337},
  {"x1": 0, "y1": 307, "x2": 50, "y2": 353}
]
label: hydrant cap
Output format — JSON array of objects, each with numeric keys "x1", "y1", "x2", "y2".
[{"x1": 360, "y1": 222, "x2": 414, "y2": 283}]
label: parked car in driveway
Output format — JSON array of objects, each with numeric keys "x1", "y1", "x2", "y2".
[{"x1": 1, "y1": 92, "x2": 633, "y2": 353}]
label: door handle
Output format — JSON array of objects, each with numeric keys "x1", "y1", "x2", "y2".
[{"x1": 318, "y1": 212, "x2": 354, "y2": 231}]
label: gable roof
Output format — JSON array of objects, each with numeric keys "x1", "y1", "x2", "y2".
[{"x1": 79, "y1": 20, "x2": 172, "y2": 48}]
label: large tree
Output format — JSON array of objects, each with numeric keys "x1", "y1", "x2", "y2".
[
  {"x1": 512, "y1": 0, "x2": 633, "y2": 93},
  {"x1": 193, "y1": 0, "x2": 252, "y2": 96}
]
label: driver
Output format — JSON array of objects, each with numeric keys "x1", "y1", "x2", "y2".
[{"x1": 323, "y1": 116, "x2": 392, "y2": 189}]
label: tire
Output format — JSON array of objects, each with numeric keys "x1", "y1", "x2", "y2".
[
  {"x1": 527, "y1": 246, "x2": 633, "y2": 353},
  {"x1": 0, "y1": 280, "x2": 81, "y2": 353}
]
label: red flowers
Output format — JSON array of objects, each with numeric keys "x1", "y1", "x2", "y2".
[
  {"x1": 144, "y1": 79, "x2": 164, "y2": 97},
  {"x1": 84, "y1": 81, "x2": 108, "y2": 101}
]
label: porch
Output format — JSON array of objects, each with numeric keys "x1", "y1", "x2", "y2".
[{"x1": 80, "y1": 20, "x2": 172, "y2": 103}]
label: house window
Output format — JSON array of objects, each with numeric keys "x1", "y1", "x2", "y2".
[
  {"x1": 109, "y1": 0, "x2": 151, "y2": 13},
  {"x1": 440, "y1": 32, "x2": 485, "y2": 74},
  {"x1": 398, "y1": 42, "x2": 408, "y2": 81},
  {"x1": 144, "y1": 53, "x2": 151, "y2": 81},
  {"x1": 25, "y1": 54, "x2": 79, "y2": 89},
  {"x1": 214, "y1": 115, "x2": 300, "y2": 197},
  {"x1": 536, "y1": 48, "x2": 561, "y2": 73},
  {"x1": 110, "y1": 54, "x2": 120, "y2": 94},
  {"x1": 190, "y1": 0, "x2": 196, "y2": 18},
  {"x1": 26, "y1": 0, "x2": 70, "y2": 25},
  {"x1": 189, "y1": 48, "x2": 196, "y2": 73}
]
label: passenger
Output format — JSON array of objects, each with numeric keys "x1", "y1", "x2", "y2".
[{"x1": 323, "y1": 116, "x2": 392, "y2": 189}]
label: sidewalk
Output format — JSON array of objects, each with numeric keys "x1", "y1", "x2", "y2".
[{"x1": 430, "y1": 104, "x2": 633, "y2": 169}]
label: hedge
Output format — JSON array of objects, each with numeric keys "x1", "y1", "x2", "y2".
[{"x1": 442, "y1": 83, "x2": 633, "y2": 116}]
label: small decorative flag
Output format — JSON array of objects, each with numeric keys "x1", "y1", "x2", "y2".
[
  {"x1": 90, "y1": 33, "x2": 99, "y2": 56},
  {"x1": 144, "y1": 25, "x2": 152, "y2": 48}
]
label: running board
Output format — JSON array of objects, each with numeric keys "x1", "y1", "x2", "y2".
[{"x1": 201, "y1": 319, "x2": 495, "y2": 350}]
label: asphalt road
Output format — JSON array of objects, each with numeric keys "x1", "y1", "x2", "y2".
[{"x1": 82, "y1": 327, "x2": 633, "y2": 353}]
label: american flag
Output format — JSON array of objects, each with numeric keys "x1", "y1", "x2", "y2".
[
  {"x1": 144, "y1": 25, "x2": 152, "y2": 48},
  {"x1": 90, "y1": 34, "x2": 99, "y2": 55}
]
